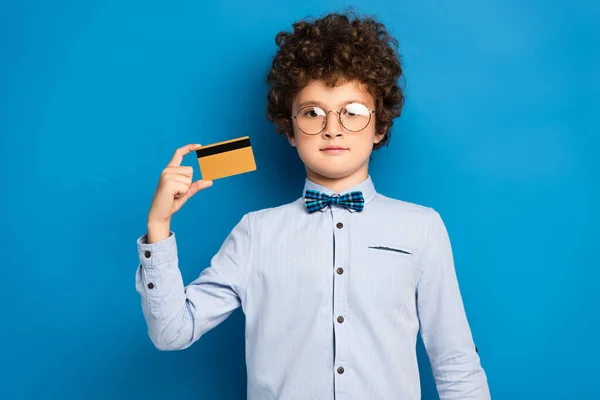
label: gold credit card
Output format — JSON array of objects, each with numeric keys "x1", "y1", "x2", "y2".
[{"x1": 196, "y1": 136, "x2": 257, "y2": 180}]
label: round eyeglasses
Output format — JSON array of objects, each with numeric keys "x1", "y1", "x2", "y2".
[{"x1": 290, "y1": 102, "x2": 375, "y2": 135}]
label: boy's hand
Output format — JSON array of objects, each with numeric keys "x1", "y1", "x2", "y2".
[{"x1": 147, "y1": 144, "x2": 213, "y2": 231}]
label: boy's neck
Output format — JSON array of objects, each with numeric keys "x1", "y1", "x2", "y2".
[{"x1": 306, "y1": 169, "x2": 369, "y2": 193}]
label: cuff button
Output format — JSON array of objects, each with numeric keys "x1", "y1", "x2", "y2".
[{"x1": 144, "y1": 250, "x2": 151, "y2": 258}]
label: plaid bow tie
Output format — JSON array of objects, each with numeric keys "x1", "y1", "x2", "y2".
[{"x1": 304, "y1": 189, "x2": 365, "y2": 213}]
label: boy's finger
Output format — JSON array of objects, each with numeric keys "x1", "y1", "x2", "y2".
[
  {"x1": 188, "y1": 180, "x2": 213, "y2": 198},
  {"x1": 167, "y1": 144, "x2": 202, "y2": 167}
]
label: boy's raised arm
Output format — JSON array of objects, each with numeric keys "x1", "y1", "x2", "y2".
[{"x1": 134, "y1": 144, "x2": 250, "y2": 350}]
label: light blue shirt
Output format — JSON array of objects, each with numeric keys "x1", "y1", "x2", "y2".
[{"x1": 135, "y1": 175, "x2": 490, "y2": 399}]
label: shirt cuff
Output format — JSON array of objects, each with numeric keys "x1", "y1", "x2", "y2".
[{"x1": 136, "y1": 231, "x2": 177, "y2": 269}]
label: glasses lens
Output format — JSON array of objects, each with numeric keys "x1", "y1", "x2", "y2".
[
  {"x1": 296, "y1": 106, "x2": 326, "y2": 134},
  {"x1": 340, "y1": 102, "x2": 371, "y2": 131}
]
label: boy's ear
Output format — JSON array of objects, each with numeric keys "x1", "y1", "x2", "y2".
[
  {"x1": 287, "y1": 131, "x2": 297, "y2": 147},
  {"x1": 374, "y1": 129, "x2": 386, "y2": 144}
]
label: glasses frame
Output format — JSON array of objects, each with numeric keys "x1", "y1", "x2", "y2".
[{"x1": 289, "y1": 102, "x2": 376, "y2": 135}]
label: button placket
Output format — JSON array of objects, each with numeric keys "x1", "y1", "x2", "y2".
[{"x1": 331, "y1": 208, "x2": 349, "y2": 395}]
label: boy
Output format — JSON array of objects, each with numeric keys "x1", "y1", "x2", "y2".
[{"x1": 135, "y1": 11, "x2": 491, "y2": 400}]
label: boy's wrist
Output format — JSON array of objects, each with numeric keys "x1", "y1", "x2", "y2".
[{"x1": 147, "y1": 220, "x2": 171, "y2": 244}]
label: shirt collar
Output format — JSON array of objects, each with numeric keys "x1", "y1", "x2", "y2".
[{"x1": 302, "y1": 174, "x2": 378, "y2": 211}]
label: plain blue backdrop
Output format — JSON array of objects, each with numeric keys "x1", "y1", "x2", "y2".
[{"x1": 1, "y1": 0, "x2": 598, "y2": 399}]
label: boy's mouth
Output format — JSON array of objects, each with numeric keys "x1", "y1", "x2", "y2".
[{"x1": 320, "y1": 145, "x2": 348, "y2": 153}]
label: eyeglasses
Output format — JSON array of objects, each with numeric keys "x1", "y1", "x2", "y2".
[{"x1": 290, "y1": 102, "x2": 375, "y2": 135}]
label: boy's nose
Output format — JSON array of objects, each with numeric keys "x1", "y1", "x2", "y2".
[{"x1": 323, "y1": 111, "x2": 343, "y2": 137}]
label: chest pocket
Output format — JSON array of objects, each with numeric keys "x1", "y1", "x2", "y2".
[
  {"x1": 359, "y1": 241, "x2": 418, "y2": 309},
  {"x1": 368, "y1": 242, "x2": 416, "y2": 268},
  {"x1": 368, "y1": 243, "x2": 414, "y2": 257}
]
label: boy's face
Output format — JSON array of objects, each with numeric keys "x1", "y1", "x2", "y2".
[{"x1": 288, "y1": 79, "x2": 384, "y2": 185}]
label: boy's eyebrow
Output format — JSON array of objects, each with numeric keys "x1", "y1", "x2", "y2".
[{"x1": 295, "y1": 99, "x2": 371, "y2": 109}]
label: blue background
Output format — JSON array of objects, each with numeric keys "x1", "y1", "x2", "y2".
[{"x1": 1, "y1": 0, "x2": 598, "y2": 399}]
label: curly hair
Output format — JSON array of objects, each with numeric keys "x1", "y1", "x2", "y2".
[{"x1": 266, "y1": 10, "x2": 405, "y2": 150}]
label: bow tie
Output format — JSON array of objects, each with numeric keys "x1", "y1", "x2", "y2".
[{"x1": 304, "y1": 189, "x2": 365, "y2": 213}]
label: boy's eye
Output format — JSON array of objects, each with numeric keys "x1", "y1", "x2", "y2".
[
  {"x1": 343, "y1": 102, "x2": 370, "y2": 117},
  {"x1": 302, "y1": 107, "x2": 326, "y2": 118}
]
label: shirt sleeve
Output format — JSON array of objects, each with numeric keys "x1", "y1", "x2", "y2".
[
  {"x1": 416, "y1": 209, "x2": 491, "y2": 399},
  {"x1": 135, "y1": 213, "x2": 252, "y2": 351}
]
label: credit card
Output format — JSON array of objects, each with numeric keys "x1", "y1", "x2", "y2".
[{"x1": 195, "y1": 136, "x2": 257, "y2": 180}]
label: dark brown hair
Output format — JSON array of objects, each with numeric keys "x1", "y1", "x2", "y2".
[{"x1": 266, "y1": 10, "x2": 405, "y2": 150}]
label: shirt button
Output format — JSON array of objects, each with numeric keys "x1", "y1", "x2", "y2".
[
  {"x1": 336, "y1": 222, "x2": 343, "y2": 229},
  {"x1": 147, "y1": 282, "x2": 154, "y2": 289},
  {"x1": 144, "y1": 250, "x2": 151, "y2": 258},
  {"x1": 337, "y1": 366, "x2": 345, "y2": 374},
  {"x1": 337, "y1": 316, "x2": 344, "y2": 323},
  {"x1": 336, "y1": 267, "x2": 344, "y2": 275}
]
